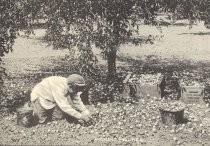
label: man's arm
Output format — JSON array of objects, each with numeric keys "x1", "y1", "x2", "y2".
[
  {"x1": 72, "y1": 92, "x2": 90, "y2": 115},
  {"x1": 52, "y1": 89, "x2": 82, "y2": 119}
]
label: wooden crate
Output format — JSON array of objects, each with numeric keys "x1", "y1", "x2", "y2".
[
  {"x1": 133, "y1": 83, "x2": 163, "y2": 98},
  {"x1": 180, "y1": 86, "x2": 205, "y2": 105},
  {"x1": 122, "y1": 73, "x2": 164, "y2": 98}
]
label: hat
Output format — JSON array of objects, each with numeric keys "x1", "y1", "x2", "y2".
[{"x1": 67, "y1": 74, "x2": 86, "y2": 86}]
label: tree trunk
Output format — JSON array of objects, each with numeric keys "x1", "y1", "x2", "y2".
[
  {"x1": 107, "y1": 20, "x2": 119, "y2": 82},
  {"x1": 107, "y1": 47, "x2": 117, "y2": 82}
]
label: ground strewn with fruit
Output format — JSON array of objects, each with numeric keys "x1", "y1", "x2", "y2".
[
  {"x1": 1, "y1": 24, "x2": 210, "y2": 145},
  {"x1": 1, "y1": 98, "x2": 210, "y2": 145}
]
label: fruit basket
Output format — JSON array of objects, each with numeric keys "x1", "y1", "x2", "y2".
[
  {"x1": 16, "y1": 103, "x2": 35, "y2": 127},
  {"x1": 123, "y1": 73, "x2": 164, "y2": 98},
  {"x1": 159, "y1": 100, "x2": 186, "y2": 125}
]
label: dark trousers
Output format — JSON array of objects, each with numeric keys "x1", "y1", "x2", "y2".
[{"x1": 31, "y1": 99, "x2": 76, "y2": 124}]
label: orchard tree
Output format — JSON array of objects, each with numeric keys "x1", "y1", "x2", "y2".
[
  {"x1": 0, "y1": 0, "x2": 42, "y2": 99},
  {"x1": 35, "y1": 0, "x2": 210, "y2": 81},
  {"x1": 163, "y1": 0, "x2": 210, "y2": 27},
  {"x1": 35, "y1": 0, "x2": 167, "y2": 81},
  {"x1": 1, "y1": 0, "x2": 210, "y2": 82},
  {"x1": 0, "y1": 0, "x2": 17, "y2": 59},
  {"x1": 0, "y1": 0, "x2": 18, "y2": 95},
  {"x1": 0, "y1": 0, "x2": 209, "y2": 105},
  {"x1": 0, "y1": 0, "x2": 45, "y2": 60},
  {"x1": 0, "y1": 0, "x2": 24, "y2": 108}
]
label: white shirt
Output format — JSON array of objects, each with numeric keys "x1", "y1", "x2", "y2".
[{"x1": 30, "y1": 76, "x2": 89, "y2": 119}]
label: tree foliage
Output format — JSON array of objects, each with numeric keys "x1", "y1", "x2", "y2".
[
  {"x1": 166, "y1": 0, "x2": 210, "y2": 25},
  {"x1": 36, "y1": 0, "x2": 210, "y2": 79},
  {"x1": 1, "y1": 0, "x2": 209, "y2": 80},
  {"x1": 38, "y1": 0, "x2": 168, "y2": 79},
  {"x1": 0, "y1": 0, "x2": 209, "y2": 86},
  {"x1": 0, "y1": 0, "x2": 209, "y2": 108}
]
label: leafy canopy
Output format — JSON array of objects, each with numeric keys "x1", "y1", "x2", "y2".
[{"x1": 0, "y1": 0, "x2": 209, "y2": 78}]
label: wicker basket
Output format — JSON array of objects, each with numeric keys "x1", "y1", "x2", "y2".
[{"x1": 16, "y1": 104, "x2": 35, "y2": 127}]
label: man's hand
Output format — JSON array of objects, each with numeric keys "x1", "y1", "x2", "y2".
[
  {"x1": 80, "y1": 114, "x2": 91, "y2": 123},
  {"x1": 78, "y1": 113, "x2": 98, "y2": 126}
]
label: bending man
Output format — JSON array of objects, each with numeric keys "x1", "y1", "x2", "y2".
[{"x1": 30, "y1": 74, "x2": 91, "y2": 124}]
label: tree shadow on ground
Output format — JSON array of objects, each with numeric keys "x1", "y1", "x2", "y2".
[
  {"x1": 178, "y1": 32, "x2": 210, "y2": 36},
  {"x1": 117, "y1": 55, "x2": 203, "y2": 75},
  {"x1": 172, "y1": 23, "x2": 192, "y2": 27}
]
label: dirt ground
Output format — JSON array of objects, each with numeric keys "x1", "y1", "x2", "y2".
[
  {"x1": 1, "y1": 22, "x2": 210, "y2": 145},
  {"x1": 1, "y1": 99, "x2": 210, "y2": 146}
]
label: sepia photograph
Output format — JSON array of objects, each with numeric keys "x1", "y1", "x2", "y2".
[{"x1": 0, "y1": 0, "x2": 210, "y2": 145}]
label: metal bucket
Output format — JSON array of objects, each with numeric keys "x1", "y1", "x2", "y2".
[{"x1": 159, "y1": 108, "x2": 184, "y2": 125}]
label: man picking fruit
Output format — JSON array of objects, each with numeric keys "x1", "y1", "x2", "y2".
[{"x1": 30, "y1": 74, "x2": 91, "y2": 124}]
